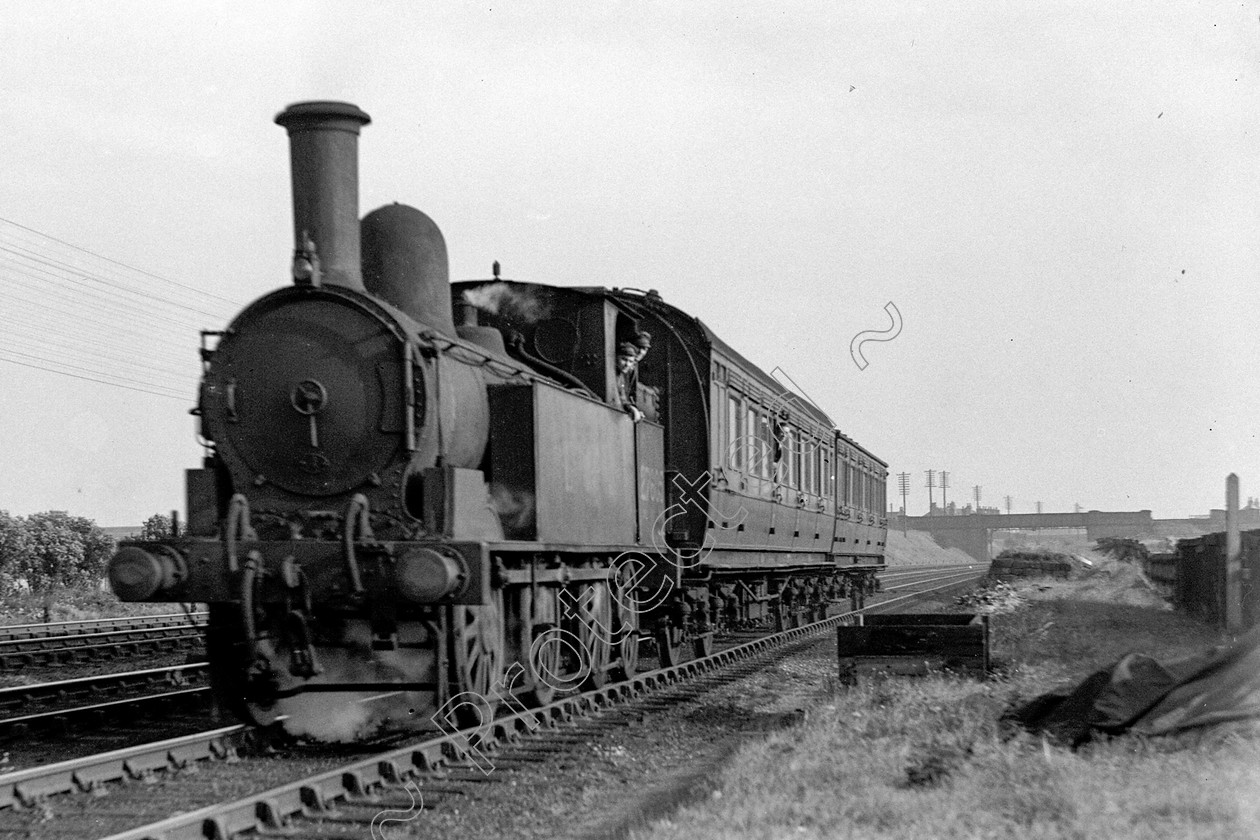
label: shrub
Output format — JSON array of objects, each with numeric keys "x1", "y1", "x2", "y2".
[{"x1": 0, "y1": 510, "x2": 114, "y2": 593}]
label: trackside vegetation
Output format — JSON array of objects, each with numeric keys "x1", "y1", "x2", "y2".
[
  {"x1": 0, "y1": 510, "x2": 176, "y2": 622},
  {"x1": 634, "y1": 559, "x2": 1259, "y2": 840}
]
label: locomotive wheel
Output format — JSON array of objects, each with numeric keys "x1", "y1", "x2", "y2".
[
  {"x1": 608, "y1": 570, "x2": 640, "y2": 682},
  {"x1": 205, "y1": 603, "x2": 279, "y2": 727},
  {"x1": 576, "y1": 580, "x2": 613, "y2": 690},
  {"x1": 611, "y1": 631, "x2": 640, "y2": 681},
  {"x1": 451, "y1": 594, "x2": 505, "y2": 719},
  {"x1": 654, "y1": 625, "x2": 685, "y2": 668},
  {"x1": 509, "y1": 585, "x2": 562, "y2": 707}
]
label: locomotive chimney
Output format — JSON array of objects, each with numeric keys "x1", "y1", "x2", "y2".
[{"x1": 274, "y1": 101, "x2": 371, "y2": 291}]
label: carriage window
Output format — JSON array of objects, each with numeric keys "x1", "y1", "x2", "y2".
[
  {"x1": 809, "y1": 446, "x2": 818, "y2": 496},
  {"x1": 791, "y1": 428, "x2": 802, "y2": 489},
  {"x1": 823, "y1": 449, "x2": 832, "y2": 500},
  {"x1": 714, "y1": 384, "x2": 725, "y2": 467},
  {"x1": 803, "y1": 439, "x2": 815, "y2": 495},
  {"x1": 727, "y1": 394, "x2": 742, "y2": 470},
  {"x1": 740, "y1": 405, "x2": 750, "y2": 473},
  {"x1": 758, "y1": 411, "x2": 773, "y2": 478},
  {"x1": 776, "y1": 428, "x2": 786, "y2": 486},
  {"x1": 779, "y1": 426, "x2": 791, "y2": 487}
]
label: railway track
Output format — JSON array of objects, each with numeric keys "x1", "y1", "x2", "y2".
[
  {"x1": 0, "y1": 566, "x2": 986, "y2": 839},
  {"x1": 0, "y1": 664, "x2": 211, "y2": 741},
  {"x1": 0, "y1": 612, "x2": 207, "y2": 643},
  {"x1": 0, "y1": 624, "x2": 204, "y2": 671}
]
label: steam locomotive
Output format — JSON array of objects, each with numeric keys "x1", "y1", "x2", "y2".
[{"x1": 108, "y1": 101, "x2": 888, "y2": 739}]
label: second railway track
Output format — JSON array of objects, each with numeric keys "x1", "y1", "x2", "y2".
[
  {"x1": 0, "y1": 619, "x2": 205, "y2": 672},
  {"x1": 0, "y1": 664, "x2": 211, "y2": 744},
  {"x1": 0, "y1": 612, "x2": 207, "y2": 643}
]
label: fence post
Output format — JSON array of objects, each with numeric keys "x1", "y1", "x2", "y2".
[{"x1": 1226, "y1": 473, "x2": 1243, "y2": 632}]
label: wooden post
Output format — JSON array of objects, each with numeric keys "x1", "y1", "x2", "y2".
[{"x1": 1226, "y1": 473, "x2": 1243, "y2": 632}]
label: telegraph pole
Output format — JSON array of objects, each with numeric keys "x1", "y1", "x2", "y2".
[
  {"x1": 940, "y1": 470, "x2": 950, "y2": 514},
  {"x1": 925, "y1": 470, "x2": 936, "y2": 515},
  {"x1": 1226, "y1": 473, "x2": 1242, "y2": 632},
  {"x1": 897, "y1": 472, "x2": 910, "y2": 535},
  {"x1": 1004, "y1": 495, "x2": 1012, "y2": 515}
]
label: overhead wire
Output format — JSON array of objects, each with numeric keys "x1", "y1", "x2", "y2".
[
  {"x1": 0, "y1": 218, "x2": 241, "y2": 400},
  {"x1": 0, "y1": 254, "x2": 228, "y2": 340},
  {"x1": 0, "y1": 352, "x2": 190, "y2": 401},
  {"x1": 0, "y1": 241, "x2": 233, "y2": 321},
  {"x1": 0, "y1": 215, "x2": 243, "y2": 307},
  {"x1": 0, "y1": 320, "x2": 195, "y2": 382},
  {"x1": 4, "y1": 289, "x2": 206, "y2": 353},
  {"x1": 0, "y1": 346, "x2": 188, "y2": 397}
]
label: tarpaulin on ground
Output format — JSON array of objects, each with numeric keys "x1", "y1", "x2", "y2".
[{"x1": 1004, "y1": 625, "x2": 1260, "y2": 746}]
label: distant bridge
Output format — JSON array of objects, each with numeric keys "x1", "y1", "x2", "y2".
[
  {"x1": 898, "y1": 510, "x2": 1156, "y2": 562},
  {"x1": 904, "y1": 510, "x2": 1153, "y2": 536}
]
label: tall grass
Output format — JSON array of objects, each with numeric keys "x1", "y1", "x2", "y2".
[{"x1": 632, "y1": 574, "x2": 1257, "y2": 840}]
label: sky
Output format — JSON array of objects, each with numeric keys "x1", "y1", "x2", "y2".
[{"x1": 0, "y1": 1, "x2": 1257, "y2": 524}]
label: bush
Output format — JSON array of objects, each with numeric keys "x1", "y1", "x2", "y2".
[
  {"x1": 0, "y1": 510, "x2": 115, "y2": 593},
  {"x1": 139, "y1": 513, "x2": 174, "y2": 541}
]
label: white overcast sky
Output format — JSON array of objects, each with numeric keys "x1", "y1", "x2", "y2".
[{"x1": 1, "y1": 1, "x2": 1257, "y2": 524}]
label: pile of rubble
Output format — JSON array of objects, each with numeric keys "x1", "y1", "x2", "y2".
[
  {"x1": 989, "y1": 549, "x2": 1074, "y2": 580},
  {"x1": 1093, "y1": 537, "x2": 1150, "y2": 564},
  {"x1": 955, "y1": 580, "x2": 1026, "y2": 615}
]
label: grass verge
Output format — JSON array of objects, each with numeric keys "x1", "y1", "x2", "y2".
[
  {"x1": 0, "y1": 586, "x2": 184, "y2": 625},
  {"x1": 631, "y1": 561, "x2": 1259, "y2": 840}
]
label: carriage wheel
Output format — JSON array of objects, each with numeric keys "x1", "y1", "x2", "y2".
[{"x1": 451, "y1": 593, "x2": 506, "y2": 720}]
